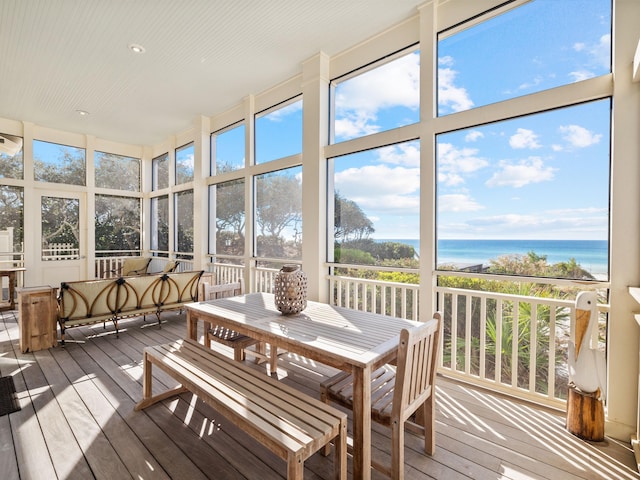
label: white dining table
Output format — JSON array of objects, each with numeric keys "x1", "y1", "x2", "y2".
[{"x1": 186, "y1": 292, "x2": 421, "y2": 479}]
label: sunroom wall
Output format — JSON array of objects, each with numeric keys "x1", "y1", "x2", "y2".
[{"x1": 0, "y1": 0, "x2": 638, "y2": 444}]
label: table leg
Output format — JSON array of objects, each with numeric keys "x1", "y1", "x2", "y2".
[
  {"x1": 186, "y1": 310, "x2": 198, "y2": 341},
  {"x1": 8, "y1": 271, "x2": 16, "y2": 310},
  {"x1": 352, "y1": 365, "x2": 372, "y2": 480}
]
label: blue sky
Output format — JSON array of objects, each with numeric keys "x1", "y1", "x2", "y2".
[
  {"x1": 212, "y1": 1, "x2": 611, "y2": 244},
  {"x1": 330, "y1": 0, "x2": 611, "y2": 241}
]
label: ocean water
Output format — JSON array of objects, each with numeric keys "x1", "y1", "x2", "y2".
[{"x1": 376, "y1": 239, "x2": 609, "y2": 277}]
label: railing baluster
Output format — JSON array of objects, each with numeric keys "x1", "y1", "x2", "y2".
[{"x1": 529, "y1": 301, "x2": 538, "y2": 394}]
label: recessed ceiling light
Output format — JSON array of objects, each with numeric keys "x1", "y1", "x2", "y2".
[
  {"x1": 128, "y1": 43, "x2": 146, "y2": 54},
  {"x1": 76, "y1": 110, "x2": 90, "y2": 116}
]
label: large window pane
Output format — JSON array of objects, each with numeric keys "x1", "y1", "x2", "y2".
[
  {"x1": 437, "y1": 0, "x2": 611, "y2": 116},
  {"x1": 176, "y1": 143, "x2": 194, "y2": 185},
  {"x1": 175, "y1": 190, "x2": 193, "y2": 254},
  {"x1": 0, "y1": 186, "x2": 23, "y2": 254},
  {"x1": 255, "y1": 98, "x2": 302, "y2": 164},
  {"x1": 0, "y1": 133, "x2": 23, "y2": 179},
  {"x1": 436, "y1": 99, "x2": 610, "y2": 280},
  {"x1": 255, "y1": 167, "x2": 302, "y2": 259},
  {"x1": 152, "y1": 153, "x2": 169, "y2": 190},
  {"x1": 33, "y1": 140, "x2": 86, "y2": 186},
  {"x1": 210, "y1": 179, "x2": 245, "y2": 255},
  {"x1": 95, "y1": 152, "x2": 140, "y2": 191},
  {"x1": 95, "y1": 195, "x2": 141, "y2": 252},
  {"x1": 332, "y1": 48, "x2": 420, "y2": 143},
  {"x1": 212, "y1": 123, "x2": 245, "y2": 174},
  {"x1": 151, "y1": 195, "x2": 169, "y2": 252},
  {"x1": 41, "y1": 196, "x2": 79, "y2": 260},
  {"x1": 330, "y1": 141, "x2": 420, "y2": 266}
]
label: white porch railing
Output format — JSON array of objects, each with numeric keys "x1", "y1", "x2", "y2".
[
  {"x1": 42, "y1": 243, "x2": 79, "y2": 260},
  {"x1": 93, "y1": 255, "x2": 609, "y2": 407}
]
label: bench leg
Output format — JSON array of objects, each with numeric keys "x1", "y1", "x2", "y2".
[
  {"x1": 270, "y1": 345, "x2": 278, "y2": 372},
  {"x1": 233, "y1": 346, "x2": 245, "y2": 362},
  {"x1": 334, "y1": 418, "x2": 347, "y2": 480},
  {"x1": 287, "y1": 452, "x2": 304, "y2": 480},
  {"x1": 134, "y1": 351, "x2": 188, "y2": 411}
]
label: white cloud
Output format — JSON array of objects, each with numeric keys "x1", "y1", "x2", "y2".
[
  {"x1": 517, "y1": 75, "x2": 543, "y2": 91},
  {"x1": 509, "y1": 128, "x2": 541, "y2": 149},
  {"x1": 559, "y1": 124, "x2": 602, "y2": 148},
  {"x1": 486, "y1": 156, "x2": 556, "y2": 188},
  {"x1": 569, "y1": 70, "x2": 595, "y2": 82},
  {"x1": 263, "y1": 99, "x2": 302, "y2": 122},
  {"x1": 438, "y1": 56, "x2": 474, "y2": 113},
  {"x1": 438, "y1": 193, "x2": 484, "y2": 213},
  {"x1": 439, "y1": 206, "x2": 608, "y2": 240},
  {"x1": 592, "y1": 34, "x2": 611, "y2": 70},
  {"x1": 465, "y1": 130, "x2": 484, "y2": 142},
  {"x1": 570, "y1": 33, "x2": 611, "y2": 82},
  {"x1": 335, "y1": 164, "x2": 419, "y2": 213},
  {"x1": 377, "y1": 142, "x2": 420, "y2": 167},
  {"x1": 437, "y1": 142, "x2": 488, "y2": 186},
  {"x1": 334, "y1": 52, "x2": 419, "y2": 139}
]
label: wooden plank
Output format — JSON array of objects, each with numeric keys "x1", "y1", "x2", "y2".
[
  {"x1": 143, "y1": 341, "x2": 331, "y2": 455},
  {"x1": 61, "y1": 326, "x2": 215, "y2": 480},
  {"x1": 64, "y1": 317, "x2": 286, "y2": 479},
  {"x1": 3, "y1": 308, "x2": 639, "y2": 480}
]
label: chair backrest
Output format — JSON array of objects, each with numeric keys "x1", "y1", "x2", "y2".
[
  {"x1": 392, "y1": 312, "x2": 441, "y2": 424},
  {"x1": 122, "y1": 257, "x2": 151, "y2": 276},
  {"x1": 162, "y1": 260, "x2": 179, "y2": 273},
  {"x1": 200, "y1": 278, "x2": 245, "y2": 301}
]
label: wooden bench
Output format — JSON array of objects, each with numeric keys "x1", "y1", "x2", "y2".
[{"x1": 134, "y1": 338, "x2": 347, "y2": 479}]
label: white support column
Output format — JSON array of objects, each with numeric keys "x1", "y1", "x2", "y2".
[
  {"x1": 85, "y1": 134, "x2": 96, "y2": 278},
  {"x1": 418, "y1": 1, "x2": 436, "y2": 322},
  {"x1": 301, "y1": 52, "x2": 330, "y2": 302},
  {"x1": 193, "y1": 115, "x2": 210, "y2": 271},
  {"x1": 243, "y1": 95, "x2": 256, "y2": 290},
  {"x1": 606, "y1": 0, "x2": 640, "y2": 444}
]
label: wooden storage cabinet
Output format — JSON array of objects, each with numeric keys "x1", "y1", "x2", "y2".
[{"x1": 19, "y1": 286, "x2": 58, "y2": 353}]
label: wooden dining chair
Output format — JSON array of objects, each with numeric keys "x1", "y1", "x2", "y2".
[
  {"x1": 201, "y1": 279, "x2": 276, "y2": 371},
  {"x1": 320, "y1": 312, "x2": 441, "y2": 479}
]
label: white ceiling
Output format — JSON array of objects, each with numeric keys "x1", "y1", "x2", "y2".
[{"x1": 0, "y1": 0, "x2": 424, "y2": 146}]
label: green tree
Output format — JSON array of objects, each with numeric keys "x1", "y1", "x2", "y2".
[
  {"x1": 334, "y1": 192, "x2": 374, "y2": 242},
  {"x1": 95, "y1": 195, "x2": 141, "y2": 251},
  {"x1": 95, "y1": 152, "x2": 140, "y2": 191},
  {"x1": 0, "y1": 185, "x2": 23, "y2": 251},
  {"x1": 41, "y1": 196, "x2": 79, "y2": 246},
  {"x1": 34, "y1": 144, "x2": 86, "y2": 186}
]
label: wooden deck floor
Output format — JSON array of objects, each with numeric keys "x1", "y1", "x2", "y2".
[{"x1": 1, "y1": 308, "x2": 639, "y2": 480}]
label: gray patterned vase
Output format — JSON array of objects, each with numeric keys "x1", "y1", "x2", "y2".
[{"x1": 274, "y1": 264, "x2": 308, "y2": 315}]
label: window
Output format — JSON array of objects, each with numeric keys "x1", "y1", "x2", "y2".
[
  {"x1": 175, "y1": 143, "x2": 194, "y2": 185},
  {"x1": 33, "y1": 140, "x2": 86, "y2": 186},
  {"x1": 210, "y1": 179, "x2": 245, "y2": 255},
  {"x1": 0, "y1": 133, "x2": 23, "y2": 179},
  {"x1": 436, "y1": 99, "x2": 610, "y2": 280},
  {"x1": 331, "y1": 48, "x2": 420, "y2": 144},
  {"x1": 255, "y1": 97, "x2": 302, "y2": 164},
  {"x1": 175, "y1": 190, "x2": 194, "y2": 254},
  {"x1": 437, "y1": 0, "x2": 611, "y2": 116},
  {"x1": 95, "y1": 195, "x2": 141, "y2": 252},
  {"x1": 329, "y1": 140, "x2": 420, "y2": 266},
  {"x1": 95, "y1": 152, "x2": 140, "y2": 191},
  {"x1": 0, "y1": 186, "x2": 23, "y2": 253},
  {"x1": 255, "y1": 167, "x2": 302, "y2": 259},
  {"x1": 212, "y1": 123, "x2": 245, "y2": 174},
  {"x1": 151, "y1": 195, "x2": 169, "y2": 253},
  {"x1": 152, "y1": 153, "x2": 169, "y2": 190},
  {"x1": 41, "y1": 196, "x2": 79, "y2": 260}
]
